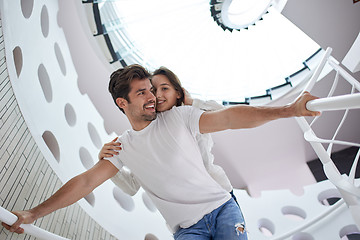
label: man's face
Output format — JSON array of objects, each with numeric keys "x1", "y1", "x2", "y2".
[{"x1": 124, "y1": 78, "x2": 157, "y2": 124}]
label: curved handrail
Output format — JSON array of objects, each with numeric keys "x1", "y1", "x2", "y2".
[
  {"x1": 0, "y1": 206, "x2": 70, "y2": 240},
  {"x1": 271, "y1": 198, "x2": 346, "y2": 240},
  {"x1": 295, "y1": 46, "x2": 360, "y2": 231},
  {"x1": 306, "y1": 93, "x2": 360, "y2": 112},
  {"x1": 302, "y1": 47, "x2": 333, "y2": 93}
]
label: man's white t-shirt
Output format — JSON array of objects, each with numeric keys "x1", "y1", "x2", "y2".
[
  {"x1": 192, "y1": 99, "x2": 233, "y2": 192},
  {"x1": 105, "y1": 106, "x2": 230, "y2": 232}
]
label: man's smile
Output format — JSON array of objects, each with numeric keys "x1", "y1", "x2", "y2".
[{"x1": 144, "y1": 102, "x2": 156, "y2": 112}]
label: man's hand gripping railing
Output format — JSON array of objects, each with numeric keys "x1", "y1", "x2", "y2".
[{"x1": 0, "y1": 206, "x2": 70, "y2": 240}]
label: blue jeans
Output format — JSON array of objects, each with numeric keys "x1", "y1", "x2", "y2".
[{"x1": 173, "y1": 198, "x2": 248, "y2": 240}]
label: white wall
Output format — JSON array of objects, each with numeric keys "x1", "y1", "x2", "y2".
[{"x1": 0, "y1": 16, "x2": 117, "y2": 239}]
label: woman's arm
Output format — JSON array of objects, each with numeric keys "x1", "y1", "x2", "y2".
[
  {"x1": 183, "y1": 88, "x2": 224, "y2": 111},
  {"x1": 111, "y1": 168, "x2": 140, "y2": 196},
  {"x1": 99, "y1": 138, "x2": 140, "y2": 196},
  {"x1": 98, "y1": 137, "x2": 122, "y2": 159}
]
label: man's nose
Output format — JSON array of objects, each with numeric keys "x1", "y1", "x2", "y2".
[{"x1": 147, "y1": 91, "x2": 156, "y2": 101}]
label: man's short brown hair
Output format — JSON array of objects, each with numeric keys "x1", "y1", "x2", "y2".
[{"x1": 108, "y1": 64, "x2": 151, "y2": 113}]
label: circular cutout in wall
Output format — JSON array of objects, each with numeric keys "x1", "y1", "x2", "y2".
[
  {"x1": 12, "y1": 46, "x2": 23, "y2": 77},
  {"x1": 84, "y1": 192, "x2": 95, "y2": 207},
  {"x1": 88, "y1": 122, "x2": 102, "y2": 149},
  {"x1": 54, "y1": 42, "x2": 66, "y2": 76},
  {"x1": 38, "y1": 64, "x2": 53, "y2": 102},
  {"x1": 281, "y1": 206, "x2": 306, "y2": 221},
  {"x1": 40, "y1": 5, "x2": 49, "y2": 38},
  {"x1": 258, "y1": 218, "x2": 275, "y2": 237},
  {"x1": 318, "y1": 188, "x2": 342, "y2": 206},
  {"x1": 142, "y1": 192, "x2": 157, "y2": 212},
  {"x1": 79, "y1": 147, "x2": 95, "y2": 170},
  {"x1": 21, "y1": 0, "x2": 34, "y2": 19},
  {"x1": 113, "y1": 187, "x2": 135, "y2": 212},
  {"x1": 42, "y1": 130, "x2": 60, "y2": 162},
  {"x1": 339, "y1": 224, "x2": 360, "y2": 240},
  {"x1": 144, "y1": 233, "x2": 159, "y2": 240},
  {"x1": 64, "y1": 103, "x2": 76, "y2": 126}
]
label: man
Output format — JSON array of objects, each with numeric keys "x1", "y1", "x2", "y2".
[{"x1": 2, "y1": 64, "x2": 319, "y2": 239}]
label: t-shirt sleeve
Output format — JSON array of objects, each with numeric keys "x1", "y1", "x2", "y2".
[
  {"x1": 104, "y1": 154, "x2": 124, "y2": 170},
  {"x1": 179, "y1": 106, "x2": 204, "y2": 136}
]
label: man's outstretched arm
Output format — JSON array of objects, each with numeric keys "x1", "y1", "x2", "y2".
[
  {"x1": 199, "y1": 91, "x2": 320, "y2": 133},
  {"x1": 1, "y1": 160, "x2": 118, "y2": 234}
]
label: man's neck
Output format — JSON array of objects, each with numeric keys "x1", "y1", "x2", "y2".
[{"x1": 130, "y1": 119, "x2": 153, "y2": 131}]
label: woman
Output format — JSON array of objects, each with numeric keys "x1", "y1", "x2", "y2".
[{"x1": 99, "y1": 67, "x2": 239, "y2": 205}]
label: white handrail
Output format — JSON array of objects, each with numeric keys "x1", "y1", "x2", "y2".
[
  {"x1": 306, "y1": 93, "x2": 360, "y2": 112},
  {"x1": 302, "y1": 47, "x2": 333, "y2": 93},
  {"x1": 295, "y1": 46, "x2": 360, "y2": 231},
  {"x1": 0, "y1": 206, "x2": 70, "y2": 240},
  {"x1": 328, "y1": 56, "x2": 360, "y2": 90},
  {"x1": 271, "y1": 199, "x2": 346, "y2": 240}
]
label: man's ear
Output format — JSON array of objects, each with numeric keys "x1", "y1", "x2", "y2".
[{"x1": 116, "y1": 98, "x2": 127, "y2": 109}]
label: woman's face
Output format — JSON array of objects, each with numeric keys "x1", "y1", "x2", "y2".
[{"x1": 151, "y1": 74, "x2": 181, "y2": 112}]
